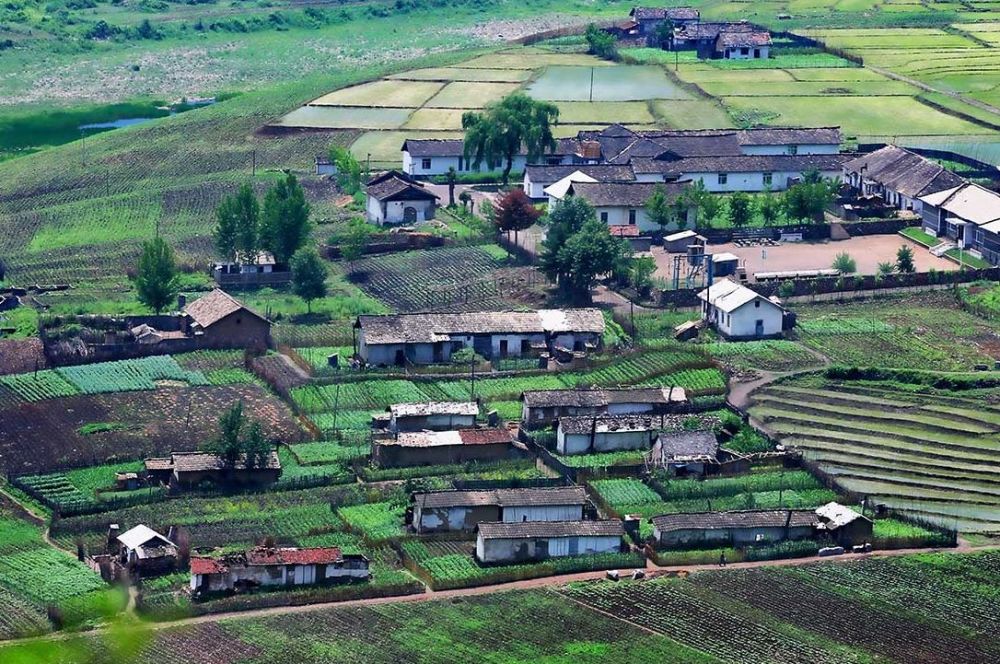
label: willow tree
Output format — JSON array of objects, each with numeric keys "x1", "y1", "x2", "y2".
[{"x1": 462, "y1": 93, "x2": 559, "y2": 186}]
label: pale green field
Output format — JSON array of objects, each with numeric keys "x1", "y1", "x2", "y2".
[
  {"x1": 350, "y1": 129, "x2": 462, "y2": 167},
  {"x1": 527, "y1": 65, "x2": 693, "y2": 101},
  {"x1": 459, "y1": 51, "x2": 613, "y2": 69},
  {"x1": 388, "y1": 67, "x2": 533, "y2": 82},
  {"x1": 425, "y1": 81, "x2": 522, "y2": 108},
  {"x1": 650, "y1": 99, "x2": 736, "y2": 129},
  {"x1": 724, "y1": 95, "x2": 988, "y2": 136},
  {"x1": 311, "y1": 80, "x2": 445, "y2": 107},
  {"x1": 279, "y1": 106, "x2": 413, "y2": 129},
  {"x1": 785, "y1": 68, "x2": 893, "y2": 82},
  {"x1": 401, "y1": 108, "x2": 468, "y2": 130},
  {"x1": 699, "y1": 80, "x2": 918, "y2": 97},
  {"x1": 551, "y1": 123, "x2": 661, "y2": 138},
  {"x1": 553, "y1": 101, "x2": 656, "y2": 124}
]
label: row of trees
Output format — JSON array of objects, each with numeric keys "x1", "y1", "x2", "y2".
[{"x1": 214, "y1": 173, "x2": 312, "y2": 265}]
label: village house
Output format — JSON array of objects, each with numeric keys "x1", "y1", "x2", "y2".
[
  {"x1": 190, "y1": 546, "x2": 370, "y2": 594},
  {"x1": 354, "y1": 309, "x2": 605, "y2": 366},
  {"x1": 182, "y1": 289, "x2": 272, "y2": 349},
  {"x1": 476, "y1": 520, "x2": 624, "y2": 563},
  {"x1": 365, "y1": 170, "x2": 440, "y2": 225},
  {"x1": 212, "y1": 252, "x2": 290, "y2": 288},
  {"x1": 815, "y1": 502, "x2": 874, "y2": 548},
  {"x1": 524, "y1": 163, "x2": 634, "y2": 199},
  {"x1": 715, "y1": 30, "x2": 771, "y2": 59},
  {"x1": 144, "y1": 450, "x2": 282, "y2": 490},
  {"x1": 647, "y1": 429, "x2": 721, "y2": 477},
  {"x1": 555, "y1": 415, "x2": 659, "y2": 455},
  {"x1": 651, "y1": 510, "x2": 817, "y2": 549},
  {"x1": 411, "y1": 486, "x2": 590, "y2": 533},
  {"x1": 400, "y1": 138, "x2": 580, "y2": 177},
  {"x1": 520, "y1": 386, "x2": 689, "y2": 429},
  {"x1": 551, "y1": 180, "x2": 697, "y2": 233},
  {"x1": 698, "y1": 279, "x2": 788, "y2": 340},
  {"x1": 920, "y1": 182, "x2": 1000, "y2": 265},
  {"x1": 409, "y1": 125, "x2": 842, "y2": 179},
  {"x1": 372, "y1": 427, "x2": 519, "y2": 467},
  {"x1": 629, "y1": 7, "x2": 700, "y2": 46},
  {"x1": 108, "y1": 524, "x2": 179, "y2": 576},
  {"x1": 842, "y1": 145, "x2": 965, "y2": 215},
  {"x1": 377, "y1": 401, "x2": 479, "y2": 433}
]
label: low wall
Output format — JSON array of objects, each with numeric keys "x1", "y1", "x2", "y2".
[{"x1": 322, "y1": 232, "x2": 444, "y2": 259}]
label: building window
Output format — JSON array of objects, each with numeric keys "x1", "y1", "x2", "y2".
[
  {"x1": 718, "y1": 173, "x2": 728, "y2": 185},
  {"x1": 787, "y1": 145, "x2": 798, "y2": 155},
  {"x1": 458, "y1": 157, "x2": 464, "y2": 171},
  {"x1": 741, "y1": 47, "x2": 749, "y2": 55},
  {"x1": 421, "y1": 158, "x2": 431, "y2": 169},
  {"x1": 754, "y1": 300, "x2": 760, "y2": 308},
  {"x1": 763, "y1": 172, "x2": 772, "y2": 186},
  {"x1": 600, "y1": 211, "x2": 609, "y2": 223},
  {"x1": 546, "y1": 157, "x2": 561, "y2": 165},
  {"x1": 628, "y1": 209, "x2": 637, "y2": 225}
]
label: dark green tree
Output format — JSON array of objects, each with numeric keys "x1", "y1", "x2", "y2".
[
  {"x1": 540, "y1": 196, "x2": 595, "y2": 283},
  {"x1": 783, "y1": 177, "x2": 837, "y2": 223},
  {"x1": 728, "y1": 191, "x2": 752, "y2": 228},
  {"x1": 556, "y1": 219, "x2": 632, "y2": 299},
  {"x1": 213, "y1": 193, "x2": 240, "y2": 262},
  {"x1": 229, "y1": 183, "x2": 261, "y2": 263},
  {"x1": 261, "y1": 173, "x2": 312, "y2": 264},
  {"x1": 330, "y1": 146, "x2": 363, "y2": 195},
  {"x1": 333, "y1": 219, "x2": 373, "y2": 273},
  {"x1": 896, "y1": 244, "x2": 915, "y2": 273},
  {"x1": 758, "y1": 190, "x2": 782, "y2": 226},
  {"x1": 209, "y1": 402, "x2": 245, "y2": 469},
  {"x1": 683, "y1": 180, "x2": 719, "y2": 228},
  {"x1": 462, "y1": 93, "x2": 560, "y2": 186},
  {"x1": 134, "y1": 236, "x2": 180, "y2": 314},
  {"x1": 242, "y1": 421, "x2": 272, "y2": 470},
  {"x1": 645, "y1": 184, "x2": 687, "y2": 234},
  {"x1": 585, "y1": 23, "x2": 618, "y2": 60},
  {"x1": 290, "y1": 247, "x2": 328, "y2": 313},
  {"x1": 446, "y1": 167, "x2": 457, "y2": 207}
]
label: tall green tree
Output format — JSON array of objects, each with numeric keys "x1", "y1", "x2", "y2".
[
  {"x1": 683, "y1": 180, "x2": 719, "y2": 228},
  {"x1": 209, "y1": 402, "x2": 245, "y2": 469},
  {"x1": 333, "y1": 219, "x2": 373, "y2": 273},
  {"x1": 242, "y1": 421, "x2": 272, "y2": 470},
  {"x1": 540, "y1": 196, "x2": 595, "y2": 283},
  {"x1": 213, "y1": 195, "x2": 239, "y2": 262},
  {"x1": 556, "y1": 219, "x2": 632, "y2": 299},
  {"x1": 233, "y1": 183, "x2": 261, "y2": 263},
  {"x1": 134, "y1": 236, "x2": 180, "y2": 314},
  {"x1": 261, "y1": 173, "x2": 312, "y2": 264},
  {"x1": 783, "y1": 176, "x2": 837, "y2": 223},
  {"x1": 330, "y1": 146, "x2": 363, "y2": 195},
  {"x1": 896, "y1": 244, "x2": 915, "y2": 273},
  {"x1": 728, "y1": 192, "x2": 752, "y2": 228},
  {"x1": 646, "y1": 184, "x2": 687, "y2": 233},
  {"x1": 462, "y1": 93, "x2": 560, "y2": 186},
  {"x1": 291, "y1": 247, "x2": 328, "y2": 313},
  {"x1": 758, "y1": 190, "x2": 782, "y2": 226}
]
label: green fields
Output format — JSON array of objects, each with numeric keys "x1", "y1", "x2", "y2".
[{"x1": 750, "y1": 377, "x2": 1000, "y2": 533}]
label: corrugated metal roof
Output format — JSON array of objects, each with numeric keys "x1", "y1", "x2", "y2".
[
  {"x1": 390, "y1": 402, "x2": 479, "y2": 417},
  {"x1": 381, "y1": 428, "x2": 512, "y2": 448},
  {"x1": 815, "y1": 502, "x2": 869, "y2": 529},
  {"x1": 698, "y1": 279, "x2": 779, "y2": 314},
  {"x1": 357, "y1": 309, "x2": 605, "y2": 345},
  {"x1": 652, "y1": 510, "x2": 817, "y2": 533},
  {"x1": 117, "y1": 524, "x2": 174, "y2": 550},
  {"x1": 415, "y1": 486, "x2": 588, "y2": 509},
  {"x1": 521, "y1": 387, "x2": 687, "y2": 408}
]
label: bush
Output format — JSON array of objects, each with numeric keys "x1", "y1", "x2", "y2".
[{"x1": 832, "y1": 252, "x2": 856, "y2": 274}]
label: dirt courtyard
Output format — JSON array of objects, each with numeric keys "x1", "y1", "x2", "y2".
[{"x1": 652, "y1": 234, "x2": 957, "y2": 282}]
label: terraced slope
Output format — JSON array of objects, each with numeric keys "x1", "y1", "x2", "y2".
[{"x1": 748, "y1": 381, "x2": 1000, "y2": 533}]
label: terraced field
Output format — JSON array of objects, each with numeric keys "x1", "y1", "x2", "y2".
[{"x1": 749, "y1": 379, "x2": 1000, "y2": 533}]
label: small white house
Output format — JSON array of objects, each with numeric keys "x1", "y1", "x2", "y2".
[
  {"x1": 556, "y1": 415, "x2": 655, "y2": 455},
  {"x1": 190, "y1": 547, "x2": 369, "y2": 593},
  {"x1": 698, "y1": 279, "x2": 785, "y2": 339},
  {"x1": 559, "y1": 180, "x2": 696, "y2": 233},
  {"x1": 387, "y1": 402, "x2": 479, "y2": 433},
  {"x1": 476, "y1": 520, "x2": 623, "y2": 563},
  {"x1": 412, "y1": 486, "x2": 589, "y2": 533},
  {"x1": 715, "y1": 31, "x2": 771, "y2": 59},
  {"x1": 401, "y1": 138, "x2": 577, "y2": 177},
  {"x1": 365, "y1": 170, "x2": 439, "y2": 226}
]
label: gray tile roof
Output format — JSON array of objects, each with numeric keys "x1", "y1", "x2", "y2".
[
  {"x1": 631, "y1": 153, "x2": 850, "y2": 176},
  {"x1": 653, "y1": 430, "x2": 719, "y2": 460},
  {"x1": 521, "y1": 387, "x2": 688, "y2": 408},
  {"x1": 630, "y1": 7, "x2": 699, "y2": 21},
  {"x1": 525, "y1": 163, "x2": 635, "y2": 184},
  {"x1": 366, "y1": 171, "x2": 439, "y2": 202},
  {"x1": 568, "y1": 180, "x2": 689, "y2": 207},
  {"x1": 166, "y1": 451, "x2": 281, "y2": 473},
  {"x1": 738, "y1": 127, "x2": 842, "y2": 146},
  {"x1": 651, "y1": 510, "x2": 817, "y2": 533},
  {"x1": 478, "y1": 519, "x2": 623, "y2": 539},
  {"x1": 678, "y1": 21, "x2": 755, "y2": 41},
  {"x1": 401, "y1": 138, "x2": 578, "y2": 158},
  {"x1": 717, "y1": 31, "x2": 772, "y2": 49},
  {"x1": 414, "y1": 486, "x2": 588, "y2": 509},
  {"x1": 559, "y1": 415, "x2": 659, "y2": 435},
  {"x1": 843, "y1": 145, "x2": 965, "y2": 198},
  {"x1": 356, "y1": 309, "x2": 605, "y2": 345}
]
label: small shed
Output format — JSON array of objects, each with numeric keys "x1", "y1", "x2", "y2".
[
  {"x1": 711, "y1": 252, "x2": 741, "y2": 277},
  {"x1": 111, "y1": 524, "x2": 179, "y2": 576},
  {"x1": 476, "y1": 520, "x2": 624, "y2": 563},
  {"x1": 190, "y1": 546, "x2": 370, "y2": 594},
  {"x1": 183, "y1": 289, "x2": 271, "y2": 349},
  {"x1": 386, "y1": 401, "x2": 479, "y2": 433},
  {"x1": 663, "y1": 230, "x2": 706, "y2": 254},
  {"x1": 144, "y1": 451, "x2": 282, "y2": 489},
  {"x1": 555, "y1": 415, "x2": 656, "y2": 455},
  {"x1": 698, "y1": 279, "x2": 785, "y2": 340},
  {"x1": 647, "y1": 430, "x2": 720, "y2": 476},
  {"x1": 815, "y1": 502, "x2": 874, "y2": 547}
]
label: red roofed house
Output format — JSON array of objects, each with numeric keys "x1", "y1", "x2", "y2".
[
  {"x1": 181, "y1": 288, "x2": 271, "y2": 350},
  {"x1": 372, "y1": 427, "x2": 520, "y2": 468},
  {"x1": 190, "y1": 546, "x2": 370, "y2": 594}
]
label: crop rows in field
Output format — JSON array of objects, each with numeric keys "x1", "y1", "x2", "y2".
[
  {"x1": 750, "y1": 379, "x2": 1000, "y2": 532},
  {"x1": 350, "y1": 246, "x2": 514, "y2": 311},
  {"x1": 16, "y1": 473, "x2": 97, "y2": 512},
  {"x1": 337, "y1": 502, "x2": 407, "y2": 543},
  {"x1": 0, "y1": 356, "x2": 209, "y2": 402},
  {"x1": 291, "y1": 379, "x2": 443, "y2": 414},
  {"x1": 707, "y1": 340, "x2": 820, "y2": 373}
]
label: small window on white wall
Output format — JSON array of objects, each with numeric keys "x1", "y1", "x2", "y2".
[
  {"x1": 600, "y1": 211, "x2": 608, "y2": 223},
  {"x1": 718, "y1": 173, "x2": 728, "y2": 185},
  {"x1": 421, "y1": 158, "x2": 431, "y2": 169},
  {"x1": 763, "y1": 173, "x2": 772, "y2": 186},
  {"x1": 628, "y1": 209, "x2": 637, "y2": 225}
]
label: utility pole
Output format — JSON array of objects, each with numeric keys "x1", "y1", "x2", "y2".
[
  {"x1": 251, "y1": 149, "x2": 256, "y2": 177},
  {"x1": 470, "y1": 357, "x2": 476, "y2": 401}
]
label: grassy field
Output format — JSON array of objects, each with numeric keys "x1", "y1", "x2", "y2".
[{"x1": 749, "y1": 376, "x2": 1000, "y2": 533}]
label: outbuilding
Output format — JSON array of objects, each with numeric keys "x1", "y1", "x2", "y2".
[
  {"x1": 651, "y1": 510, "x2": 817, "y2": 548},
  {"x1": 190, "y1": 546, "x2": 369, "y2": 594},
  {"x1": 476, "y1": 520, "x2": 624, "y2": 563},
  {"x1": 411, "y1": 486, "x2": 589, "y2": 533},
  {"x1": 815, "y1": 502, "x2": 874, "y2": 547},
  {"x1": 647, "y1": 430, "x2": 720, "y2": 476},
  {"x1": 110, "y1": 524, "x2": 179, "y2": 576},
  {"x1": 372, "y1": 427, "x2": 518, "y2": 468},
  {"x1": 183, "y1": 289, "x2": 272, "y2": 350},
  {"x1": 365, "y1": 170, "x2": 440, "y2": 225},
  {"x1": 698, "y1": 279, "x2": 786, "y2": 339},
  {"x1": 143, "y1": 451, "x2": 282, "y2": 489},
  {"x1": 555, "y1": 415, "x2": 656, "y2": 455},
  {"x1": 385, "y1": 401, "x2": 479, "y2": 433}
]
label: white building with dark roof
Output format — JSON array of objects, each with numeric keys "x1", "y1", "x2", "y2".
[
  {"x1": 476, "y1": 520, "x2": 624, "y2": 563},
  {"x1": 843, "y1": 145, "x2": 965, "y2": 214},
  {"x1": 365, "y1": 170, "x2": 440, "y2": 225},
  {"x1": 520, "y1": 387, "x2": 689, "y2": 428},
  {"x1": 354, "y1": 309, "x2": 605, "y2": 366},
  {"x1": 919, "y1": 182, "x2": 1000, "y2": 265},
  {"x1": 556, "y1": 415, "x2": 659, "y2": 455},
  {"x1": 385, "y1": 401, "x2": 479, "y2": 433},
  {"x1": 400, "y1": 138, "x2": 579, "y2": 177},
  {"x1": 556, "y1": 180, "x2": 696, "y2": 233},
  {"x1": 698, "y1": 279, "x2": 786, "y2": 340},
  {"x1": 651, "y1": 510, "x2": 817, "y2": 548}
]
